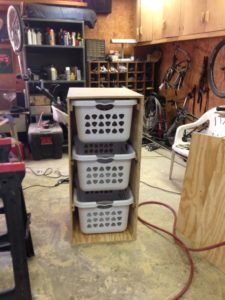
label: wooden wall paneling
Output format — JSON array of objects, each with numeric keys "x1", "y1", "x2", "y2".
[
  {"x1": 180, "y1": 0, "x2": 206, "y2": 36},
  {"x1": 135, "y1": 36, "x2": 225, "y2": 119},
  {"x1": 85, "y1": 0, "x2": 136, "y2": 56},
  {"x1": 177, "y1": 133, "x2": 225, "y2": 273}
]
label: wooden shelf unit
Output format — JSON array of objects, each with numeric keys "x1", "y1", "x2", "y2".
[
  {"x1": 87, "y1": 61, "x2": 155, "y2": 97},
  {"x1": 67, "y1": 88, "x2": 144, "y2": 245}
]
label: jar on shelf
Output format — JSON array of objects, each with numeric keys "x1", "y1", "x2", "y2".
[
  {"x1": 49, "y1": 29, "x2": 55, "y2": 46},
  {"x1": 31, "y1": 28, "x2": 37, "y2": 45},
  {"x1": 65, "y1": 67, "x2": 71, "y2": 81},
  {"x1": 36, "y1": 29, "x2": 42, "y2": 45},
  {"x1": 27, "y1": 27, "x2": 32, "y2": 45}
]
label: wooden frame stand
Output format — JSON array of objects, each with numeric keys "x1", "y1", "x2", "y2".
[{"x1": 67, "y1": 87, "x2": 144, "y2": 245}]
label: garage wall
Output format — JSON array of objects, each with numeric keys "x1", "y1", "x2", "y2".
[
  {"x1": 136, "y1": 36, "x2": 225, "y2": 117},
  {"x1": 85, "y1": 0, "x2": 136, "y2": 55},
  {"x1": 0, "y1": 0, "x2": 136, "y2": 91}
]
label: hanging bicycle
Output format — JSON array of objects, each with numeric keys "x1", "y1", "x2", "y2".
[{"x1": 159, "y1": 47, "x2": 191, "y2": 93}]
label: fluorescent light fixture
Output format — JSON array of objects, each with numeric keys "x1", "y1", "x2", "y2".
[
  {"x1": 111, "y1": 39, "x2": 137, "y2": 44},
  {"x1": 110, "y1": 39, "x2": 137, "y2": 58}
]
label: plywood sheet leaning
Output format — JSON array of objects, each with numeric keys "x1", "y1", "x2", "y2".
[{"x1": 177, "y1": 132, "x2": 225, "y2": 273}]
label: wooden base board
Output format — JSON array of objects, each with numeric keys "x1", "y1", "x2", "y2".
[{"x1": 72, "y1": 211, "x2": 136, "y2": 245}]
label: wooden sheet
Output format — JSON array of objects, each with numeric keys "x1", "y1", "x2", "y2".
[{"x1": 177, "y1": 132, "x2": 225, "y2": 273}]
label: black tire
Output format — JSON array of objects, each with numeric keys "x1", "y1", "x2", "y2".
[
  {"x1": 7, "y1": 5, "x2": 23, "y2": 54},
  {"x1": 208, "y1": 39, "x2": 225, "y2": 98}
]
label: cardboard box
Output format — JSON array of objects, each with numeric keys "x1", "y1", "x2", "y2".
[{"x1": 30, "y1": 95, "x2": 50, "y2": 106}]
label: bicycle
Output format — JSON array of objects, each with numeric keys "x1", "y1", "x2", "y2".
[
  {"x1": 159, "y1": 47, "x2": 191, "y2": 93},
  {"x1": 209, "y1": 38, "x2": 225, "y2": 98},
  {"x1": 164, "y1": 93, "x2": 197, "y2": 146},
  {"x1": 143, "y1": 92, "x2": 197, "y2": 147},
  {"x1": 7, "y1": 5, "x2": 27, "y2": 79}
]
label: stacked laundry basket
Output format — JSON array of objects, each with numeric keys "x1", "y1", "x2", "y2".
[{"x1": 73, "y1": 97, "x2": 137, "y2": 234}]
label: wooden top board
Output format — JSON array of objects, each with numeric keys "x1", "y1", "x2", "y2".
[{"x1": 67, "y1": 87, "x2": 144, "y2": 100}]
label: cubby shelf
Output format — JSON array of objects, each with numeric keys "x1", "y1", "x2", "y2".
[{"x1": 87, "y1": 61, "x2": 155, "y2": 97}]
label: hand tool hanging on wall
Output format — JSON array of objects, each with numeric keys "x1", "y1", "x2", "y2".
[
  {"x1": 191, "y1": 85, "x2": 197, "y2": 115},
  {"x1": 197, "y1": 56, "x2": 210, "y2": 113}
]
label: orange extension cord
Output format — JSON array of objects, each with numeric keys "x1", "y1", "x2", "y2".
[{"x1": 138, "y1": 201, "x2": 225, "y2": 300}]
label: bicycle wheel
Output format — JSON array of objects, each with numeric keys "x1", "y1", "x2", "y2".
[
  {"x1": 208, "y1": 39, "x2": 225, "y2": 98},
  {"x1": 164, "y1": 119, "x2": 177, "y2": 147},
  {"x1": 7, "y1": 5, "x2": 23, "y2": 54}
]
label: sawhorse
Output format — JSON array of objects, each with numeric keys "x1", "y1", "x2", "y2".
[{"x1": 0, "y1": 138, "x2": 34, "y2": 300}]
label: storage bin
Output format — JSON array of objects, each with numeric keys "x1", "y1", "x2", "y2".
[
  {"x1": 73, "y1": 140, "x2": 135, "y2": 191},
  {"x1": 72, "y1": 99, "x2": 137, "y2": 142},
  {"x1": 28, "y1": 123, "x2": 63, "y2": 160},
  {"x1": 74, "y1": 188, "x2": 133, "y2": 234}
]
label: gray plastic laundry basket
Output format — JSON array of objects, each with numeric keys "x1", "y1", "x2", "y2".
[
  {"x1": 72, "y1": 99, "x2": 137, "y2": 142},
  {"x1": 73, "y1": 140, "x2": 135, "y2": 191},
  {"x1": 74, "y1": 188, "x2": 133, "y2": 234}
]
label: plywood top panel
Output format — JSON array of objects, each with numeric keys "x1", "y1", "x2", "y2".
[{"x1": 67, "y1": 87, "x2": 144, "y2": 100}]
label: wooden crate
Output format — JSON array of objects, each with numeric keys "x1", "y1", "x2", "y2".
[{"x1": 67, "y1": 87, "x2": 144, "y2": 245}]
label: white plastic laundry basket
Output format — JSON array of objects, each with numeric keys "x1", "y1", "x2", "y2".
[
  {"x1": 74, "y1": 188, "x2": 133, "y2": 234},
  {"x1": 72, "y1": 99, "x2": 137, "y2": 142},
  {"x1": 73, "y1": 140, "x2": 135, "y2": 191}
]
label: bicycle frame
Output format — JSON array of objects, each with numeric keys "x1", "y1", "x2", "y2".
[{"x1": 159, "y1": 93, "x2": 196, "y2": 146}]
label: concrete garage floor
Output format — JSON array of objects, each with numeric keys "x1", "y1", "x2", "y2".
[{"x1": 1, "y1": 146, "x2": 225, "y2": 299}]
